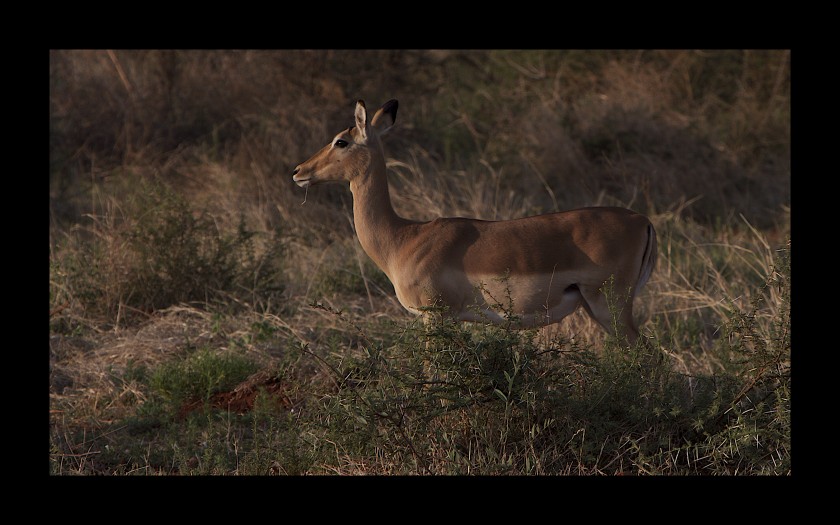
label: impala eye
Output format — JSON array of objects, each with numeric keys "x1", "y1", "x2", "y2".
[{"x1": 334, "y1": 139, "x2": 348, "y2": 148}]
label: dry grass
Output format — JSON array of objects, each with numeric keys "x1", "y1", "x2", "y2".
[{"x1": 50, "y1": 49, "x2": 790, "y2": 475}]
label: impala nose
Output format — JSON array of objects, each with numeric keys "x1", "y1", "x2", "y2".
[{"x1": 292, "y1": 166, "x2": 311, "y2": 188}]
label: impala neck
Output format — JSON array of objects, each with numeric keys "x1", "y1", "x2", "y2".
[{"x1": 349, "y1": 154, "x2": 408, "y2": 277}]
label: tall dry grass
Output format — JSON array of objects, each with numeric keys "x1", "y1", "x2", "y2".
[{"x1": 50, "y1": 50, "x2": 790, "y2": 475}]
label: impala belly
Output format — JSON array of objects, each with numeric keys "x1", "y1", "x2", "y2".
[
  {"x1": 391, "y1": 266, "x2": 587, "y2": 328},
  {"x1": 461, "y1": 271, "x2": 584, "y2": 326}
]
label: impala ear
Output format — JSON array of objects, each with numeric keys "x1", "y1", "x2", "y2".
[
  {"x1": 354, "y1": 100, "x2": 368, "y2": 142},
  {"x1": 371, "y1": 99, "x2": 398, "y2": 135}
]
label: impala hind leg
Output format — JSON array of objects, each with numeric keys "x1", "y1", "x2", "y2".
[
  {"x1": 577, "y1": 284, "x2": 639, "y2": 345},
  {"x1": 541, "y1": 285, "x2": 583, "y2": 327}
]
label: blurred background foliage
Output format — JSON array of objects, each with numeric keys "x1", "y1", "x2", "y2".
[{"x1": 50, "y1": 49, "x2": 790, "y2": 231}]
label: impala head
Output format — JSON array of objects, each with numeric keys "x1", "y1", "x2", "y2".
[{"x1": 292, "y1": 99, "x2": 398, "y2": 188}]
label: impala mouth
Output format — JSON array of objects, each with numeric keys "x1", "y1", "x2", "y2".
[{"x1": 292, "y1": 165, "x2": 311, "y2": 188}]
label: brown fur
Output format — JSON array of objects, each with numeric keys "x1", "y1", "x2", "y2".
[{"x1": 292, "y1": 99, "x2": 657, "y2": 344}]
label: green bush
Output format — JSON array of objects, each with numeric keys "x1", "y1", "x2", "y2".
[
  {"x1": 148, "y1": 348, "x2": 259, "y2": 408},
  {"x1": 52, "y1": 181, "x2": 286, "y2": 327},
  {"x1": 301, "y1": 245, "x2": 791, "y2": 474}
]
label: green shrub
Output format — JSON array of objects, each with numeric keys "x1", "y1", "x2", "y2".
[
  {"x1": 52, "y1": 181, "x2": 286, "y2": 327},
  {"x1": 300, "y1": 245, "x2": 791, "y2": 475},
  {"x1": 148, "y1": 348, "x2": 259, "y2": 408}
]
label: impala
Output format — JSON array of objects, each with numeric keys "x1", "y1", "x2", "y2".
[{"x1": 292, "y1": 99, "x2": 657, "y2": 344}]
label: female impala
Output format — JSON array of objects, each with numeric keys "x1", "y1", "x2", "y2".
[{"x1": 292, "y1": 99, "x2": 657, "y2": 344}]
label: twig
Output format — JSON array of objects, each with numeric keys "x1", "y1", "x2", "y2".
[
  {"x1": 50, "y1": 301, "x2": 70, "y2": 317},
  {"x1": 106, "y1": 50, "x2": 134, "y2": 99}
]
